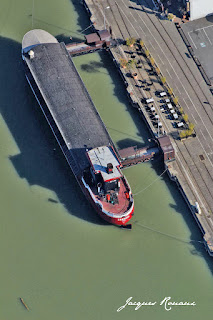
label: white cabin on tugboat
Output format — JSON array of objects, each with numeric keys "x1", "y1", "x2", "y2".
[
  {"x1": 87, "y1": 146, "x2": 122, "y2": 194},
  {"x1": 82, "y1": 146, "x2": 134, "y2": 226}
]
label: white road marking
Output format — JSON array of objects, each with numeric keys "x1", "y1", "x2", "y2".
[
  {"x1": 175, "y1": 85, "x2": 181, "y2": 95},
  {"x1": 197, "y1": 136, "x2": 213, "y2": 167},
  {"x1": 167, "y1": 60, "x2": 213, "y2": 147},
  {"x1": 129, "y1": 10, "x2": 138, "y2": 23},
  {"x1": 203, "y1": 28, "x2": 212, "y2": 45},
  {"x1": 195, "y1": 24, "x2": 213, "y2": 32},
  {"x1": 148, "y1": 40, "x2": 155, "y2": 50},
  {"x1": 200, "y1": 129, "x2": 207, "y2": 141},
  {"x1": 209, "y1": 218, "x2": 213, "y2": 228},
  {"x1": 175, "y1": 153, "x2": 208, "y2": 214},
  {"x1": 166, "y1": 68, "x2": 172, "y2": 79},
  {"x1": 188, "y1": 31, "x2": 197, "y2": 49},
  {"x1": 157, "y1": 54, "x2": 164, "y2": 65},
  {"x1": 116, "y1": 0, "x2": 140, "y2": 37},
  {"x1": 191, "y1": 113, "x2": 198, "y2": 124},
  {"x1": 139, "y1": 25, "x2": 146, "y2": 36},
  {"x1": 168, "y1": 59, "x2": 181, "y2": 81},
  {"x1": 128, "y1": 0, "x2": 168, "y2": 58},
  {"x1": 194, "y1": 121, "x2": 213, "y2": 156},
  {"x1": 208, "y1": 145, "x2": 213, "y2": 154}
]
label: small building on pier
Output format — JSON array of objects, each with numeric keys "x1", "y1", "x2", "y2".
[
  {"x1": 85, "y1": 33, "x2": 102, "y2": 45},
  {"x1": 85, "y1": 29, "x2": 111, "y2": 46},
  {"x1": 66, "y1": 29, "x2": 111, "y2": 56},
  {"x1": 157, "y1": 135, "x2": 175, "y2": 162}
]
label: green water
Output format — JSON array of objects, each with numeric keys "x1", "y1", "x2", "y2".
[{"x1": 0, "y1": 0, "x2": 213, "y2": 319}]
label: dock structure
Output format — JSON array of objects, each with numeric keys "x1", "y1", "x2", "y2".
[
  {"x1": 66, "y1": 29, "x2": 112, "y2": 56},
  {"x1": 119, "y1": 145, "x2": 159, "y2": 168},
  {"x1": 22, "y1": 30, "x2": 113, "y2": 178}
]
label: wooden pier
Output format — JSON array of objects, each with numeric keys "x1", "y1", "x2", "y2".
[
  {"x1": 66, "y1": 29, "x2": 112, "y2": 56},
  {"x1": 119, "y1": 145, "x2": 158, "y2": 168},
  {"x1": 119, "y1": 136, "x2": 175, "y2": 168}
]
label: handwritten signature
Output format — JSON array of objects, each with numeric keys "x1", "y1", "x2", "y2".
[{"x1": 117, "y1": 296, "x2": 196, "y2": 312}]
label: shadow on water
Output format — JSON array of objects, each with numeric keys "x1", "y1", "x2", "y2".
[
  {"x1": 0, "y1": 35, "x2": 107, "y2": 226},
  {"x1": 107, "y1": 127, "x2": 145, "y2": 142},
  {"x1": 70, "y1": 0, "x2": 94, "y2": 34},
  {"x1": 150, "y1": 161, "x2": 213, "y2": 274},
  {"x1": 116, "y1": 138, "x2": 146, "y2": 150},
  {"x1": 98, "y1": 50, "x2": 152, "y2": 147},
  {"x1": 80, "y1": 61, "x2": 108, "y2": 74}
]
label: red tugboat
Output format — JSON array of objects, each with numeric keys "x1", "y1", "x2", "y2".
[{"x1": 81, "y1": 146, "x2": 134, "y2": 226}]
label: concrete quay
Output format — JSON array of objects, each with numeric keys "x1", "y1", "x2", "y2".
[{"x1": 82, "y1": 0, "x2": 213, "y2": 255}]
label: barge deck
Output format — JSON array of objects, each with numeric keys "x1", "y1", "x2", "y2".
[{"x1": 22, "y1": 30, "x2": 113, "y2": 177}]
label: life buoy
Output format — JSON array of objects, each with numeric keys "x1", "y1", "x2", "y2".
[{"x1": 125, "y1": 192, "x2": 130, "y2": 199}]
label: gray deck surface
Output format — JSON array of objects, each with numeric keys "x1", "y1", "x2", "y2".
[
  {"x1": 22, "y1": 29, "x2": 58, "y2": 53},
  {"x1": 25, "y1": 42, "x2": 112, "y2": 172},
  {"x1": 182, "y1": 16, "x2": 213, "y2": 82}
]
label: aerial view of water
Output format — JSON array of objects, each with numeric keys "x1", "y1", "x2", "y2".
[{"x1": 0, "y1": 0, "x2": 213, "y2": 319}]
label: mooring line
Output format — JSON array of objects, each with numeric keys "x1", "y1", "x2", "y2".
[
  {"x1": 134, "y1": 221, "x2": 204, "y2": 244},
  {"x1": 133, "y1": 169, "x2": 167, "y2": 196}
]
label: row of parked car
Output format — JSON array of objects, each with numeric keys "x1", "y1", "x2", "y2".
[
  {"x1": 144, "y1": 98, "x2": 163, "y2": 131},
  {"x1": 144, "y1": 91, "x2": 185, "y2": 129}
]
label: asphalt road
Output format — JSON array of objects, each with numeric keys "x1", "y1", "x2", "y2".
[{"x1": 182, "y1": 15, "x2": 213, "y2": 82}]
